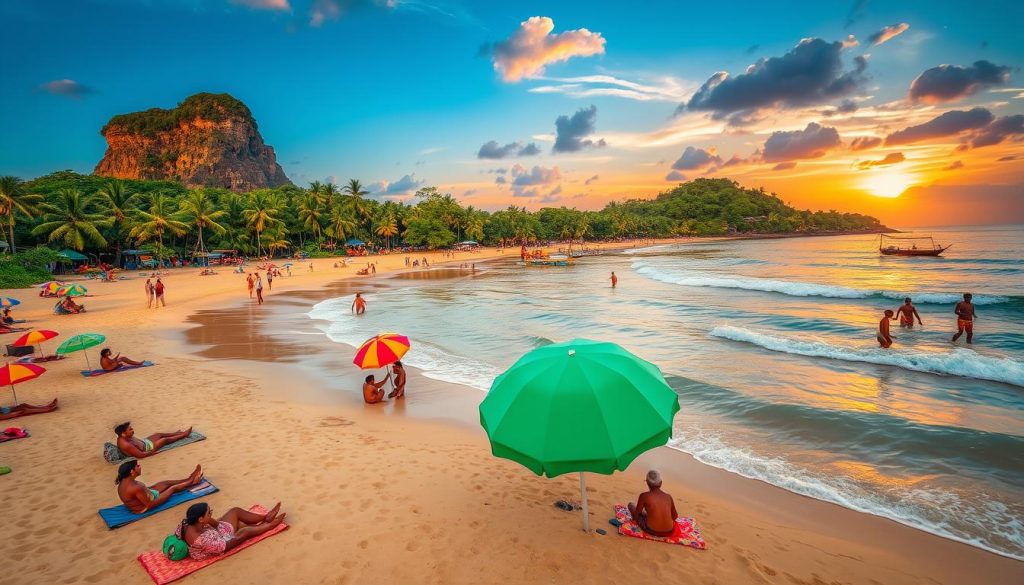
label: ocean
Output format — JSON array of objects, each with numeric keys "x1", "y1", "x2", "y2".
[{"x1": 308, "y1": 225, "x2": 1024, "y2": 560}]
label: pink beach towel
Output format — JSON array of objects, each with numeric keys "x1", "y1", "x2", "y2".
[
  {"x1": 613, "y1": 504, "x2": 706, "y2": 549},
  {"x1": 0, "y1": 427, "x2": 29, "y2": 443},
  {"x1": 137, "y1": 505, "x2": 288, "y2": 584}
]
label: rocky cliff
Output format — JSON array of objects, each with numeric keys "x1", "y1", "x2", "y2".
[{"x1": 94, "y1": 93, "x2": 291, "y2": 191}]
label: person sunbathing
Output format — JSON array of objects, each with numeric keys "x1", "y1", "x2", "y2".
[
  {"x1": 176, "y1": 501, "x2": 286, "y2": 561},
  {"x1": 100, "y1": 348, "x2": 145, "y2": 371},
  {"x1": 628, "y1": 469, "x2": 678, "y2": 538},
  {"x1": 115, "y1": 460, "x2": 204, "y2": 514},
  {"x1": 2, "y1": 308, "x2": 17, "y2": 324},
  {"x1": 60, "y1": 296, "x2": 84, "y2": 313},
  {"x1": 114, "y1": 421, "x2": 192, "y2": 458},
  {"x1": 0, "y1": 398, "x2": 58, "y2": 420}
]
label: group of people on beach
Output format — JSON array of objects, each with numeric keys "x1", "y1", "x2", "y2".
[
  {"x1": 110, "y1": 419, "x2": 287, "y2": 560},
  {"x1": 877, "y1": 293, "x2": 977, "y2": 348},
  {"x1": 246, "y1": 272, "x2": 266, "y2": 304},
  {"x1": 143, "y1": 277, "x2": 166, "y2": 308}
]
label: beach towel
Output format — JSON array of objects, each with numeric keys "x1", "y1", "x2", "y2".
[
  {"x1": 137, "y1": 504, "x2": 288, "y2": 585},
  {"x1": 17, "y1": 355, "x2": 66, "y2": 364},
  {"x1": 81, "y1": 361, "x2": 154, "y2": 377},
  {"x1": 98, "y1": 481, "x2": 218, "y2": 529},
  {"x1": 0, "y1": 427, "x2": 29, "y2": 443},
  {"x1": 612, "y1": 504, "x2": 706, "y2": 549},
  {"x1": 103, "y1": 431, "x2": 206, "y2": 464}
]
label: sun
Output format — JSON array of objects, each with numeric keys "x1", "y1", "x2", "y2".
[{"x1": 861, "y1": 169, "x2": 917, "y2": 198}]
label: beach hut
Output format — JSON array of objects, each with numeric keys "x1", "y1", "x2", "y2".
[
  {"x1": 56, "y1": 249, "x2": 89, "y2": 273},
  {"x1": 479, "y1": 339, "x2": 680, "y2": 532}
]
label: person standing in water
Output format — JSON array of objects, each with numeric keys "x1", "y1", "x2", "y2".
[
  {"x1": 254, "y1": 273, "x2": 264, "y2": 305},
  {"x1": 877, "y1": 310, "x2": 895, "y2": 348},
  {"x1": 351, "y1": 293, "x2": 366, "y2": 315},
  {"x1": 895, "y1": 297, "x2": 923, "y2": 328},
  {"x1": 611, "y1": 271, "x2": 618, "y2": 288},
  {"x1": 952, "y1": 293, "x2": 976, "y2": 344}
]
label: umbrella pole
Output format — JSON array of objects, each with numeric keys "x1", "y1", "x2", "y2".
[
  {"x1": 84, "y1": 350, "x2": 91, "y2": 371},
  {"x1": 579, "y1": 472, "x2": 589, "y2": 532},
  {"x1": 10, "y1": 382, "x2": 17, "y2": 405}
]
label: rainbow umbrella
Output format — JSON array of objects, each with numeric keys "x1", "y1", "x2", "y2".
[
  {"x1": 57, "y1": 284, "x2": 88, "y2": 297},
  {"x1": 13, "y1": 330, "x2": 60, "y2": 360},
  {"x1": 353, "y1": 333, "x2": 410, "y2": 370},
  {"x1": 56, "y1": 333, "x2": 106, "y2": 369},
  {"x1": 40, "y1": 281, "x2": 65, "y2": 295},
  {"x1": 0, "y1": 362, "x2": 45, "y2": 404},
  {"x1": 0, "y1": 297, "x2": 21, "y2": 308}
]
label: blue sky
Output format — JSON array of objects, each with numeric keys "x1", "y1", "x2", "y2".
[{"x1": 1, "y1": 0, "x2": 1022, "y2": 223}]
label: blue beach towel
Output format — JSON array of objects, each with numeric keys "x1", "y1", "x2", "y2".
[
  {"x1": 98, "y1": 481, "x2": 218, "y2": 529},
  {"x1": 81, "y1": 361, "x2": 154, "y2": 377}
]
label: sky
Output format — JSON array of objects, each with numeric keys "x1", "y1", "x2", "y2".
[{"x1": 1, "y1": 0, "x2": 1022, "y2": 226}]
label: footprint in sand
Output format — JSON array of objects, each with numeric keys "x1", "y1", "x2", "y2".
[{"x1": 319, "y1": 416, "x2": 354, "y2": 427}]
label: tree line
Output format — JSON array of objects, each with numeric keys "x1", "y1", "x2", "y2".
[{"x1": 0, "y1": 172, "x2": 883, "y2": 263}]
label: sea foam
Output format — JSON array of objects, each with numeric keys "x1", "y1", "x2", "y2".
[
  {"x1": 633, "y1": 261, "x2": 1011, "y2": 304},
  {"x1": 709, "y1": 325, "x2": 1024, "y2": 387}
]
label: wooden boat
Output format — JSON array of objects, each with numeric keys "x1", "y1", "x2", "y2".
[
  {"x1": 878, "y1": 234, "x2": 951, "y2": 257},
  {"x1": 520, "y1": 254, "x2": 573, "y2": 266}
]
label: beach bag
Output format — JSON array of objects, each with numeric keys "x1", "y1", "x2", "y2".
[{"x1": 162, "y1": 534, "x2": 189, "y2": 561}]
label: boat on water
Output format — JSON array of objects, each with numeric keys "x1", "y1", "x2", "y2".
[
  {"x1": 878, "y1": 234, "x2": 951, "y2": 257},
  {"x1": 521, "y1": 254, "x2": 573, "y2": 266}
]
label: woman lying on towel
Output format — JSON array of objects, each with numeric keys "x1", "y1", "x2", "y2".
[
  {"x1": 116, "y1": 460, "x2": 204, "y2": 514},
  {"x1": 176, "y1": 502, "x2": 287, "y2": 561},
  {"x1": 100, "y1": 348, "x2": 146, "y2": 371},
  {"x1": 0, "y1": 398, "x2": 58, "y2": 420},
  {"x1": 59, "y1": 296, "x2": 85, "y2": 314}
]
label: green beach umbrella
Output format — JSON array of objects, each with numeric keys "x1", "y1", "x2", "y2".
[
  {"x1": 56, "y1": 333, "x2": 106, "y2": 369},
  {"x1": 57, "y1": 284, "x2": 88, "y2": 297},
  {"x1": 479, "y1": 338, "x2": 680, "y2": 531}
]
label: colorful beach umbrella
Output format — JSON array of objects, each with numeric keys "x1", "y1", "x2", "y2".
[
  {"x1": 40, "y1": 281, "x2": 64, "y2": 295},
  {"x1": 56, "y1": 333, "x2": 106, "y2": 369},
  {"x1": 479, "y1": 339, "x2": 680, "y2": 531},
  {"x1": 13, "y1": 330, "x2": 60, "y2": 359},
  {"x1": 353, "y1": 333, "x2": 410, "y2": 370},
  {"x1": 57, "y1": 284, "x2": 88, "y2": 297},
  {"x1": 0, "y1": 297, "x2": 21, "y2": 308},
  {"x1": 0, "y1": 362, "x2": 45, "y2": 404}
]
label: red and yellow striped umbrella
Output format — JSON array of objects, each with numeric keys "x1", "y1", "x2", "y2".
[
  {"x1": 0, "y1": 362, "x2": 45, "y2": 403},
  {"x1": 352, "y1": 333, "x2": 410, "y2": 370},
  {"x1": 13, "y1": 330, "x2": 59, "y2": 347}
]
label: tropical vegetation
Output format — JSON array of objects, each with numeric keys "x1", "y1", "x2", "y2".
[{"x1": 0, "y1": 172, "x2": 883, "y2": 279}]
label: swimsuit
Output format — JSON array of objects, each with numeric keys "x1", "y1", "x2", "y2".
[
  {"x1": 958, "y1": 319, "x2": 973, "y2": 332},
  {"x1": 149, "y1": 488, "x2": 160, "y2": 501},
  {"x1": 899, "y1": 313, "x2": 913, "y2": 325},
  {"x1": 142, "y1": 438, "x2": 154, "y2": 452},
  {"x1": 176, "y1": 521, "x2": 235, "y2": 561}
]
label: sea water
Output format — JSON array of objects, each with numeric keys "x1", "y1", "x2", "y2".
[{"x1": 308, "y1": 225, "x2": 1024, "y2": 560}]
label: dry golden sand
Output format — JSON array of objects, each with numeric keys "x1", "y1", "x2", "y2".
[{"x1": 1, "y1": 242, "x2": 1022, "y2": 585}]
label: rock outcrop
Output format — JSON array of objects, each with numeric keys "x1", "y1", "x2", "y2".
[{"x1": 94, "y1": 93, "x2": 291, "y2": 191}]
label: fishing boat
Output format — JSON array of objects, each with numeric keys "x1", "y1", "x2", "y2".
[{"x1": 878, "y1": 234, "x2": 951, "y2": 257}]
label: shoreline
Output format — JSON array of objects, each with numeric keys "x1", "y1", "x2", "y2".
[{"x1": 1, "y1": 237, "x2": 1021, "y2": 585}]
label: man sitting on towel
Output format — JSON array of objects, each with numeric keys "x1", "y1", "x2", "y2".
[
  {"x1": 628, "y1": 469, "x2": 678, "y2": 537},
  {"x1": 115, "y1": 421, "x2": 193, "y2": 459}
]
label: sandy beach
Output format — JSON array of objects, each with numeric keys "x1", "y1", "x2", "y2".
[{"x1": 2, "y1": 240, "x2": 1022, "y2": 585}]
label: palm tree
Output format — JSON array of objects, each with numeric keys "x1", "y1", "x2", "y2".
[
  {"x1": 296, "y1": 193, "x2": 325, "y2": 244},
  {"x1": 0, "y1": 176, "x2": 42, "y2": 254},
  {"x1": 95, "y1": 180, "x2": 139, "y2": 266},
  {"x1": 374, "y1": 214, "x2": 399, "y2": 250},
  {"x1": 31, "y1": 189, "x2": 107, "y2": 251},
  {"x1": 129, "y1": 193, "x2": 189, "y2": 263},
  {"x1": 342, "y1": 179, "x2": 370, "y2": 226},
  {"x1": 242, "y1": 189, "x2": 283, "y2": 257},
  {"x1": 325, "y1": 204, "x2": 357, "y2": 245},
  {"x1": 178, "y1": 189, "x2": 227, "y2": 258}
]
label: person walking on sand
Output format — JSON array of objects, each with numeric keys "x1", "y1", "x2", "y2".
[
  {"x1": 266, "y1": 270, "x2": 273, "y2": 291},
  {"x1": 352, "y1": 293, "x2": 366, "y2": 315},
  {"x1": 877, "y1": 309, "x2": 895, "y2": 348},
  {"x1": 628, "y1": 470, "x2": 678, "y2": 538},
  {"x1": 611, "y1": 271, "x2": 618, "y2": 288},
  {"x1": 363, "y1": 373, "x2": 390, "y2": 404},
  {"x1": 254, "y1": 273, "x2": 264, "y2": 305},
  {"x1": 371, "y1": 263, "x2": 376, "y2": 275},
  {"x1": 145, "y1": 278, "x2": 154, "y2": 307},
  {"x1": 952, "y1": 293, "x2": 976, "y2": 344},
  {"x1": 246, "y1": 273, "x2": 255, "y2": 298},
  {"x1": 895, "y1": 297, "x2": 923, "y2": 328},
  {"x1": 387, "y1": 361, "x2": 406, "y2": 399},
  {"x1": 154, "y1": 278, "x2": 166, "y2": 307}
]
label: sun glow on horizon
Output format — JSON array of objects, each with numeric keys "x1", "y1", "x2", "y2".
[{"x1": 860, "y1": 169, "x2": 919, "y2": 198}]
